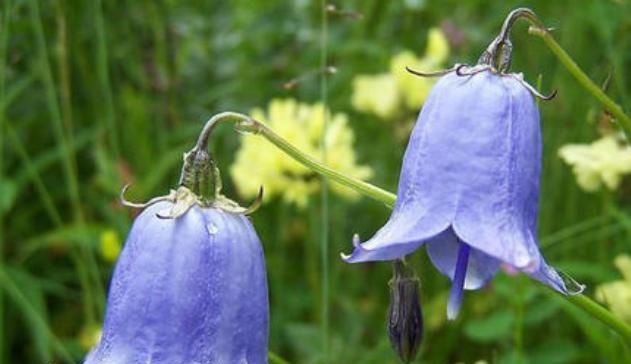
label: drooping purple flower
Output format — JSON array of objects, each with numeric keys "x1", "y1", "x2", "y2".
[
  {"x1": 84, "y1": 200, "x2": 269, "y2": 364},
  {"x1": 343, "y1": 9, "x2": 584, "y2": 320},
  {"x1": 85, "y1": 112, "x2": 269, "y2": 363}
]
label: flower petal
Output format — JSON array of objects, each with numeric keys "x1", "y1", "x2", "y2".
[
  {"x1": 426, "y1": 228, "x2": 500, "y2": 290},
  {"x1": 450, "y1": 72, "x2": 542, "y2": 268},
  {"x1": 86, "y1": 202, "x2": 269, "y2": 363}
]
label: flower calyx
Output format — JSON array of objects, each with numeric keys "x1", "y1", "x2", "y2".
[
  {"x1": 120, "y1": 112, "x2": 264, "y2": 219},
  {"x1": 405, "y1": 7, "x2": 556, "y2": 101}
]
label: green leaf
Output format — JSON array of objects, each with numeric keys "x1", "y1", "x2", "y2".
[
  {"x1": 464, "y1": 310, "x2": 514, "y2": 343},
  {"x1": 527, "y1": 339, "x2": 582, "y2": 364},
  {"x1": 0, "y1": 178, "x2": 16, "y2": 213}
]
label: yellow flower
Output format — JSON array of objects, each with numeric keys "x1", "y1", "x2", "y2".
[
  {"x1": 351, "y1": 27, "x2": 450, "y2": 118},
  {"x1": 559, "y1": 135, "x2": 631, "y2": 192},
  {"x1": 390, "y1": 50, "x2": 434, "y2": 109},
  {"x1": 231, "y1": 99, "x2": 373, "y2": 208},
  {"x1": 392, "y1": 28, "x2": 449, "y2": 109},
  {"x1": 351, "y1": 73, "x2": 400, "y2": 119},
  {"x1": 425, "y1": 27, "x2": 450, "y2": 65},
  {"x1": 79, "y1": 323, "x2": 102, "y2": 349},
  {"x1": 99, "y1": 229, "x2": 121, "y2": 263},
  {"x1": 595, "y1": 254, "x2": 631, "y2": 322}
]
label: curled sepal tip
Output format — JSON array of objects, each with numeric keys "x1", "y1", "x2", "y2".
[
  {"x1": 120, "y1": 184, "x2": 175, "y2": 209},
  {"x1": 216, "y1": 186, "x2": 264, "y2": 215},
  {"x1": 405, "y1": 65, "x2": 458, "y2": 78},
  {"x1": 405, "y1": 8, "x2": 556, "y2": 102},
  {"x1": 508, "y1": 74, "x2": 557, "y2": 100}
]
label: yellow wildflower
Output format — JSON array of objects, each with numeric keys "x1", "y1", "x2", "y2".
[
  {"x1": 351, "y1": 27, "x2": 449, "y2": 118},
  {"x1": 595, "y1": 254, "x2": 631, "y2": 322},
  {"x1": 79, "y1": 323, "x2": 102, "y2": 349},
  {"x1": 390, "y1": 50, "x2": 433, "y2": 109},
  {"x1": 392, "y1": 28, "x2": 449, "y2": 109},
  {"x1": 99, "y1": 229, "x2": 121, "y2": 263},
  {"x1": 425, "y1": 27, "x2": 450, "y2": 65},
  {"x1": 558, "y1": 135, "x2": 631, "y2": 192},
  {"x1": 351, "y1": 73, "x2": 400, "y2": 119},
  {"x1": 231, "y1": 99, "x2": 373, "y2": 208}
]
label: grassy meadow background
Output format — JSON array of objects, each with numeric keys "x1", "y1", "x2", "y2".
[{"x1": 1, "y1": 0, "x2": 631, "y2": 363}]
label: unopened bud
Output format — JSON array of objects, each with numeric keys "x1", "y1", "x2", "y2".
[{"x1": 387, "y1": 259, "x2": 423, "y2": 363}]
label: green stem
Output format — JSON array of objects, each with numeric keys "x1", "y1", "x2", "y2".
[
  {"x1": 319, "y1": 1, "x2": 330, "y2": 361},
  {"x1": 237, "y1": 119, "x2": 396, "y2": 207},
  {"x1": 200, "y1": 110, "x2": 631, "y2": 341},
  {"x1": 0, "y1": 268, "x2": 75, "y2": 363},
  {"x1": 268, "y1": 351, "x2": 291, "y2": 364},
  {"x1": 234, "y1": 118, "x2": 631, "y2": 343},
  {"x1": 566, "y1": 294, "x2": 631, "y2": 341},
  {"x1": 95, "y1": 0, "x2": 120, "y2": 160},
  {"x1": 528, "y1": 26, "x2": 631, "y2": 138},
  {"x1": 0, "y1": 1, "x2": 10, "y2": 362},
  {"x1": 29, "y1": 0, "x2": 103, "y2": 324}
]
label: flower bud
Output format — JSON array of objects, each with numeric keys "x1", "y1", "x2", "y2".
[{"x1": 387, "y1": 260, "x2": 423, "y2": 363}]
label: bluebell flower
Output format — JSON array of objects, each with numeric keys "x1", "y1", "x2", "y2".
[
  {"x1": 85, "y1": 113, "x2": 269, "y2": 363},
  {"x1": 84, "y1": 199, "x2": 268, "y2": 364},
  {"x1": 343, "y1": 9, "x2": 584, "y2": 320}
]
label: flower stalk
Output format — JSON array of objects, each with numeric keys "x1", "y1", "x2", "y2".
[
  {"x1": 528, "y1": 25, "x2": 631, "y2": 139},
  {"x1": 218, "y1": 113, "x2": 631, "y2": 342}
]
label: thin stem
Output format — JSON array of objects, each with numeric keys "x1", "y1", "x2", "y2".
[
  {"x1": 29, "y1": 0, "x2": 103, "y2": 323},
  {"x1": 566, "y1": 294, "x2": 631, "y2": 341},
  {"x1": 95, "y1": 0, "x2": 120, "y2": 160},
  {"x1": 0, "y1": 1, "x2": 10, "y2": 361},
  {"x1": 268, "y1": 351, "x2": 292, "y2": 364},
  {"x1": 202, "y1": 111, "x2": 631, "y2": 341},
  {"x1": 478, "y1": 8, "x2": 544, "y2": 72},
  {"x1": 194, "y1": 112, "x2": 250, "y2": 151},
  {"x1": 239, "y1": 119, "x2": 396, "y2": 207},
  {"x1": 240, "y1": 121, "x2": 631, "y2": 341},
  {"x1": 528, "y1": 26, "x2": 631, "y2": 139},
  {"x1": 319, "y1": 1, "x2": 330, "y2": 360},
  {"x1": 0, "y1": 268, "x2": 75, "y2": 363}
]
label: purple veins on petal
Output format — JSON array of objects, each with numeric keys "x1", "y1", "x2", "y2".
[{"x1": 447, "y1": 242, "x2": 470, "y2": 320}]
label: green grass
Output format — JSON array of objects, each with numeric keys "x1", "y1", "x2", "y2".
[{"x1": 1, "y1": 0, "x2": 631, "y2": 363}]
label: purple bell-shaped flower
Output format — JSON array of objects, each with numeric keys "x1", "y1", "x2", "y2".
[
  {"x1": 343, "y1": 9, "x2": 583, "y2": 320},
  {"x1": 85, "y1": 113, "x2": 268, "y2": 363}
]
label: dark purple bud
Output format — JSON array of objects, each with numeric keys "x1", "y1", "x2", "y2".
[{"x1": 387, "y1": 260, "x2": 423, "y2": 363}]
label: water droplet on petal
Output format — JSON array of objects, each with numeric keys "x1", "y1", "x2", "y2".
[{"x1": 206, "y1": 223, "x2": 219, "y2": 235}]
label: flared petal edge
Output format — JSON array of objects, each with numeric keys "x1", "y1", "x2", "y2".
[{"x1": 342, "y1": 223, "x2": 450, "y2": 263}]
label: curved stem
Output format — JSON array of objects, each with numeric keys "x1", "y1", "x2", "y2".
[
  {"x1": 478, "y1": 8, "x2": 545, "y2": 72},
  {"x1": 237, "y1": 118, "x2": 396, "y2": 207},
  {"x1": 194, "y1": 112, "x2": 250, "y2": 152},
  {"x1": 201, "y1": 111, "x2": 631, "y2": 341},
  {"x1": 246, "y1": 124, "x2": 629, "y2": 341},
  {"x1": 566, "y1": 293, "x2": 631, "y2": 341},
  {"x1": 528, "y1": 26, "x2": 631, "y2": 139},
  {"x1": 179, "y1": 112, "x2": 251, "y2": 200}
]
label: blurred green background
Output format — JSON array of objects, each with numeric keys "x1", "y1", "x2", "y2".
[{"x1": 1, "y1": 0, "x2": 631, "y2": 363}]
